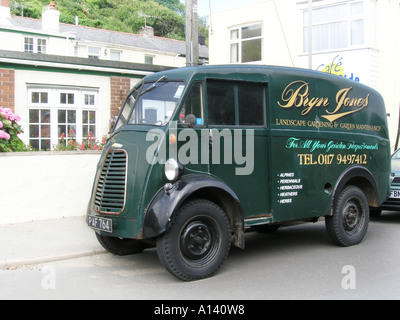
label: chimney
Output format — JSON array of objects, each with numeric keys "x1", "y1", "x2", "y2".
[
  {"x1": 0, "y1": 0, "x2": 11, "y2": 19},
  {"x1": 139, "y1": 26, "x2": 154, "y2": 38},
  {"x1": 42, "y1": 1, "x2": 60, "y2": 33}
]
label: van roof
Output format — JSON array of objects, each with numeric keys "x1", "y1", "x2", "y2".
[{"x1": 144, "y1": 64, "x2": 376, "y2": 93}]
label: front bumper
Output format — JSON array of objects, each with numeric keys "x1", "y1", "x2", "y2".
[
  {"x1": 380, "y1": 185, "x2": 400, "y2": 211},
  {"x1": 86, "y1": 212, "x2": 144, "y2": 239}
]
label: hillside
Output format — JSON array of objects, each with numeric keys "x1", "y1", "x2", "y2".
[{"x1": 10, "y1": 0, "x2": 187, "y2": 40}]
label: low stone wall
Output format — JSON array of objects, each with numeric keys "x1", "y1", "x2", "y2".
[{"x1": 0, "y1": 151, "x2": 102, "y2": 224}]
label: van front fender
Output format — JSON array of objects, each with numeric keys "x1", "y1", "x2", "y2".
[{"x1": 142, "y1": 174, "x2": 244, "y2": 248}]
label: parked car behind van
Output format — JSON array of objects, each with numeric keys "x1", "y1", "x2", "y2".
[{"x1": 375, "y1": 148, "x2": 400, "y2": 214}]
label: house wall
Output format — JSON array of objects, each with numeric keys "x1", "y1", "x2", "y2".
[
  {"x1": 75, "y1": 41, "x2": 186, "y2": 67},
  {"x1": 110, "y1": 76, "x2": 131, "y2": 118},
  {"x1": 0, "y1": 151, "x2": 101, "y2": 224},
  {"x1": 0, "y1": 68, "x2": 14, "y2": 110},
  {"x1": 209, "y1": 0, "x2": 299, "y2": 67}
]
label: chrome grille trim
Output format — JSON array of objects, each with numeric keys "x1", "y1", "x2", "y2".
[{"x1": 93, "y1": 149, "x2": 127, "y2": 214}]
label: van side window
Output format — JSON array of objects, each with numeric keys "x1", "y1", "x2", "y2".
[
  {"x1": 179, "y1": 82, "x2": 204, "y2": 126},
  {"x1": 238, "y1": 82, "x2": 265, "y2": 126},
  {"x1": 207, "y1": 81, "x2": 236, "y2": 125},
  {"x1": 207, "y1": 80, "x2": 265, "y2": 126}
]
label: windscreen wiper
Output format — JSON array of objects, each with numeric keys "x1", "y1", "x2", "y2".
[{"x1": 138, "y1": 75, "x2": 168, "y2": 97}]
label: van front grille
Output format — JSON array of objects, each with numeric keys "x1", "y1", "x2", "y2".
[{"x1": 94, "y1": 150, "x2": 127, "y2": 214}]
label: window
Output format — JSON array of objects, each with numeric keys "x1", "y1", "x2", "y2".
[
  {"x1": 82, "y1": 110, "x2": 96, "y2": 137},
  {"x1": 179, "y1": 82, "x2": 204, "y2": 126},
  {"x1": 145, "y1": 55, "x2": 154, "y2": 65},
  {"x1": 230, "y1": 24, "x2": 263, "y2": 63},
  {"x1": 208, "y1": 81, "x2": 235, "y2": 125},
  {"x1": 237, "y1": 82, "x2": 265, "y2": 126},
  {"x1": 128, "y1": 81, "x2": 185, "y2": 126},
  {"x1": 24, "y1": 37, "x2": 34, "y2": 53},
  {"x1": 88, "y1": 47, "x2": 101, "y2": 59},
  {"x1": 31, "y1": 92, "x2": 48, "y2": 104},
  {"x1": 110, "y1": 50, "x2": 121, "y2": 61},
  {"x1": 27, "y1": 86, "x2": 98, "y2": 150},
  {"x1": 37, "y1": 39, "x2": 47, "y2": 54},
  {"x1": 58, "y1": 110, "x2": 76, "y2": 143},
  {"x1": 303, "y1": 1, "x2": 364, "y2": 52},
  {"x1": 207, "y1": 80, "x2": 265, "y2": 126},
  {"x1": 24, "y1": 37, "x2": 47, "y2": 54},
  {"x1": 60, "y1": 93, "x2": 74, "y2": 105},
  {"x1": 84, "y1": 94, "x2": 95, "y2": 106},
  {"x1": 29, "y1": 109, "x2": 51, "y2": 150}
]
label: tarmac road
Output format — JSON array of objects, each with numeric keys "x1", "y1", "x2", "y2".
[{"x1": 1, "y1": 212, "x2": 400, "y2": 300}]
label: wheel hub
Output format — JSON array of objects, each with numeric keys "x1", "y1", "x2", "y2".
[
  {"x1": 181, "y1": 222, "x2": 212, "y2": 258},
  {"x1": 343, "y1": 200, "x2": 362, "y2": 232},
  {"x1": 179, "y1": 217, "x2": 221, "y2": 267}
]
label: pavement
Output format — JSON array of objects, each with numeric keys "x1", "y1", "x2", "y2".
[{"x1": 0, "y1": 216, "x2": 106, "y2": 270}]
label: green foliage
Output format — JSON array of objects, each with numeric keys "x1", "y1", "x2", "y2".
[
  {"x1": 53, "y1": 129, "x2": 105, "y2": 151},
  {"x1": 0, "y1": 108, "x2": 28, "y2": 152},
  {"x1": 10, "y1": 0, "x2": 190, "y2": 40}
]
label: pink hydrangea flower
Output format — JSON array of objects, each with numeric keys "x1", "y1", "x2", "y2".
[
  {"x1": 0, "y1": 130, "x2": 11, "y2": 140},
  {"x1": 0, "y1": 121, "x2": 3, "y2": 129},
  {"x1": 0, "y1": 108, "x2": 21, "y2": 122}
]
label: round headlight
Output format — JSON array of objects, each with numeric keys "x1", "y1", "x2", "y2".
[{"x1": 165, "y1": 158, "x2": 183, "y2": 181}]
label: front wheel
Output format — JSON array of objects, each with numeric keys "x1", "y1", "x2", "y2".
[
  {"x1": 156, "y1": 199, "x2": 231, "y2": 281},
  {"x1": 325, "y1": 186, "x2": 369, "y2": 247}
]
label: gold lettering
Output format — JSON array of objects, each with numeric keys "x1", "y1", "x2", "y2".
[
  {"x1": 322, "y1": 88, "x2": 369, "y2": 122},
  {"x1": 278, "y1": 81, "x2": 309, "y2": 109},
  {"x1": 278, "y1": 80, "x2": 370, "y2": 123},
  {"x1": 278, "y1": 80, "x2": 329, "y2": 116}
]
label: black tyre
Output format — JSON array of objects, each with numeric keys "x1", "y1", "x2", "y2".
[
  {"x1": 325, "y1": 186, "x2": 369, "y2": 247},
  {"x1": 156, "y1": 199, "x2": 231, "y2": 281},
  {"x1": 95, "y1": 233, "x2": 147, "y2": 256}
]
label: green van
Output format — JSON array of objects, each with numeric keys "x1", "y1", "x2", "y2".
[{"x1": 87, "y1": 65, "x2": 391, "y2": 281}]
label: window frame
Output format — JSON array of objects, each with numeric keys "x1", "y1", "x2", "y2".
[
  {"x1": 178, "y1": 81, "x2": 205, "y2": 127},
  {"x1": 229, "y1": 23, "x2": 263, "y2": 64},
  {"x1": 110, "y1": 50, "x2": 121, "y2": 61},
  {"x1": 88, "y1": 46, "x2": 101, "y2": 59},
  {"x1": 27, "y1": 85, "x2": 99, "y2": 150},
  {"x1": 206, "y1": 79, "x2": 267, "y2": 128},
  {"x1": 302, "y1": 0, "x2": 366, "y2": 53},
  {"x1": 28, "y1": 108, "x2": 52, "y2": 150},
  {"x1": 145, "y1": 54, "x2": 155, "y2": 65},
  {"x1": 24, "y1": 36, "x2": 47, "y2": 54},
  {"x1": 24, "y1": 37, "x2": 34, "y2": 53}
]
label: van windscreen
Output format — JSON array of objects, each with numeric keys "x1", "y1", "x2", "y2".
[{"x1": 128, "y1": 81, "x2": 185, "y2": 126}]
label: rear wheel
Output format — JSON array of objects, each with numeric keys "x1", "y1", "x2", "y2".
[
  {"x1": 156, "y1": 199, "x2": 231, "y2": 281},
  {"x1": 325, "y1": 186, "x2": 369, "y2": 246},
  {"x1": 95, "y1": 233, "x2": 147, "y2": 256}
]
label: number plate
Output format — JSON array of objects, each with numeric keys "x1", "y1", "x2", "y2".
[
  {"x1": 87, "y1": 215, "x2": 113, "y2": 233},
  {"x1": 390, "y1": 190, "x2": 400, "y2": 199}
]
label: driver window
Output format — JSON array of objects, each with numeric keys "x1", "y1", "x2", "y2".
[{"x1": 179, "y1": 82, "x2": 204, "y2": 127}]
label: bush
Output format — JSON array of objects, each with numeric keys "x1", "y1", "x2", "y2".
[
  {"x1": 53, "y1": 129, "x2": 105, "y2": 151},
  {"x1": 0, "y1": 108, "x2": 26, "y2": 152}
]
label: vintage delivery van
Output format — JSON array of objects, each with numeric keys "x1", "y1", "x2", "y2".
[{"x1": 87, "y1": 65, "x2": 390, "y2": 281}]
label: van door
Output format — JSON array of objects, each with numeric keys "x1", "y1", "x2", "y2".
[
  {"x1": 175, "y1": 81, "x2": 208, "y2": 174},
  {"x1": 206, "y1": 79, "x2": 270, "y2": 223}
]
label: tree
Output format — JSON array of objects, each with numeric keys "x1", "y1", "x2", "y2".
[{"x1": 10, "y1": 0, "x2": 186, "y2": 40}]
